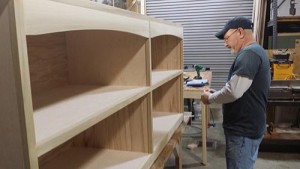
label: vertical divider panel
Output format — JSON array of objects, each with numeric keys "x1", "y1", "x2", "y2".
[
  {"x1": 145, "y1": 37, "x2": 154, "y2": 153},
  {"x1": 149, "y1": 18, "x2": 184, "y2": 114},
  {"x1": 179, "y1": 41, "x2": 184, "y2": 112},
  {"x1": 149, "y1": 18, "x2": 184, "y2": 159},
  {"x1": 145, "y1": 37, "x2": 152, "y2": 87}
]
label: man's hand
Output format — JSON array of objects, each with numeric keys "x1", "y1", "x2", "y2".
[{"x1": 201, "y1": 90, "x2": 212, "y2": 105}]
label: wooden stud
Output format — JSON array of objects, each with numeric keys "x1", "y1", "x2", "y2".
[{"x1": 294, "y1": 39, "x2": 300, "y2": 75}]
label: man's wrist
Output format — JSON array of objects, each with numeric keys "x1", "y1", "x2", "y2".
[{"x1": 208, "y1": 94, "x2": 213, "y2": 104}]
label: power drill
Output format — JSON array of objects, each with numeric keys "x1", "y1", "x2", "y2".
[
  {"x1": 194, "y1": 64, "x2": 203, "y2": 79},
  {"x1": 290, "y1": 0, "x2": 296, "y2": 16}
]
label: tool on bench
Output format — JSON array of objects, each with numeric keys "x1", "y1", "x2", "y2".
[
  {"x1": 184, "y1": 64, "x2": 209, "y2": 87},
  {"x1": 194, "y1": 64, "x2": 203, "y2": 79}
]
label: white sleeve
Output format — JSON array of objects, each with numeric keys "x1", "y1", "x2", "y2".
[{"x1": 208, "y1": 74, "x2": 253, "y2": 104}]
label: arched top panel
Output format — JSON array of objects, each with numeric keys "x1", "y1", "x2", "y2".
[
  {"x1": 24, "y1": 0, "x2": 150, "y2": 38},
  {"x1": 149, "y1": 17, "x2": 183, "y2": 39}
]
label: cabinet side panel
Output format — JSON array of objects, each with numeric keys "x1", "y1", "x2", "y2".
[
  {"x1": 151, "y1": 36, "x2": 181, "y2": 70},
  {"x1": 27, "y1": 33, "x2": 69, "y2": 95},
  {"x1": 72, "y1": 95, "x2": 151, "y2": 153},
  {"x1": 152, "y1": 76, "x2": 182, "y2": 113},
  {"x1": 0, "y1": 1, "x2": 37, "y2": 168},
  {"x1": 66, "y1": 30, "x2": 147, "y2": 86}
]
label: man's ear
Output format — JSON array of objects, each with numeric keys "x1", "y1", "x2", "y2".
[{"x1": 238, "y1": 28, "x2": 245, "y2": 38}]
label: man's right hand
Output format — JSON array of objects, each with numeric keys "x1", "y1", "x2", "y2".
[{"x1": 201, "y1": 90, "x2": 211, "y2": 105}]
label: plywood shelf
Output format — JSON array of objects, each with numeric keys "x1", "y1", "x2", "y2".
[
  {"x1": 153, "y1": 113, "x2": 183, "y2": 151},
  {"x1": 40, "y1": 148, "x2": 151, "y2": 169},
  {"x1": 151, "y1": 70, "x2": 182, "y2": 90},
  {"x1": 40, "y1": 113, "x2": 183, "y2": 169},
  {"x1": 151, "y1": 113, "x2": 183, "y2": 168},
  {"x1": 277, "y1": 16, "x2": 300, "y2": 22},
  {"x1": 264, "y1": 130, "x2": 300, "y2": 141},
  {"x1": 33, "y1": 85, "x2": 149, "y2": 156}
]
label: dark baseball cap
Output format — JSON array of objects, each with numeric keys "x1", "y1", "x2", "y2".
[{"x1": 215, "y1": 16, "x2": 253, "y2": 39}]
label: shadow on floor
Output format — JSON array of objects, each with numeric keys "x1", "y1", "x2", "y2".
[{"x1": 165, "y1": 120, "x2": 300, "y2": 169}]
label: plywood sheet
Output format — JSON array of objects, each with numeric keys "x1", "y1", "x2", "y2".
[
  {"x1": 73, "y1": 95, "x2": 151, "y2": 153},
  {"x1": 66, "y1": 30, "x2": 148, "y2": 86},
  {"x1": 152, "y1": 77, "x2": 182, "y2": 113},
  {"x1": 151, "y1": 36, "x2": 182, "y2": 70},
  {"x1": 27, "y1": 33, "x2": 68, "y2": 95}
]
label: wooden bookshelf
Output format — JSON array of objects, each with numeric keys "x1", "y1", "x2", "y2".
[{"x1": 0, "y1": 0, "x2": 183, "y2": 168}]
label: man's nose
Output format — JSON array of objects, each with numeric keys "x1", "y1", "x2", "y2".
[{"x1": 224, "y1": 41, "x2": 229, "y2": 47}]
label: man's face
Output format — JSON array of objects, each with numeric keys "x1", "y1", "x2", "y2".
[{"x1": 223, "y1": 29, "x2": 239, "y2": 54}]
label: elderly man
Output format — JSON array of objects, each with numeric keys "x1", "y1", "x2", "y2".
[{"x1": 201, "y1": 16, "x2": 271, "y2": 169}]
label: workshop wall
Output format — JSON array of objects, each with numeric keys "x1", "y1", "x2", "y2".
[{"x1": 146, "y1": 0, "x2": 253, "y2": 89}]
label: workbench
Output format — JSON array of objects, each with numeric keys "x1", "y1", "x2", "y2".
[
  {"x1": 262, "y1": 80, "x2": 300, "y2": 152},
  {"x1": 183, "y1": 71, "x2": 212, "y2": 165}
]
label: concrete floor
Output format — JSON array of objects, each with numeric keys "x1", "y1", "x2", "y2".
[{"x1": 165, "y1": 103, "x2": 300, "y2": 169}]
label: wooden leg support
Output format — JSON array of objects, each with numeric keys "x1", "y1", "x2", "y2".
[
  {"x1": 201, "y1": 103, "x2": 208, "y2": 165},
  {"x1": 151, "y1": 123, "x2": 184, "y2": 169},
  {"x1": 173, "y1": 136, "x2": 182, "y2": 169}
]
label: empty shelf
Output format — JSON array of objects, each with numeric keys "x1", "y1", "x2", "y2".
[
  {"x1": 151, "y1": 112, "x2": 183, "y2": 165},
  {"x1": 151, "y1": 70, "x2": 182, "y2": 90},
  {"x1": 40, "y1": 148, "x2": 151, "y2": 169},
  {"x1": 33, "y1": 85, "x2": 149, "y2": 156}
]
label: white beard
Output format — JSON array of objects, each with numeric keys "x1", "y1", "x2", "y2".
[{"x1": 230, "y1": 48, "x2": 238, "y2": 55}]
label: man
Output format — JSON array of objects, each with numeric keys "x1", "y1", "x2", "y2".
[{"x1": 201, "y1": 16, "x2": 271, "y2": 169}]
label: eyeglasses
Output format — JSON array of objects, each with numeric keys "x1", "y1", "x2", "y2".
[{"x1": 224, "y1": 29, "x2": 238, "y2": 42}]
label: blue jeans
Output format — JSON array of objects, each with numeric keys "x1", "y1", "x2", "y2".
[{"x1": 224, "y1": 130, "x2": 263, "y2": 169}]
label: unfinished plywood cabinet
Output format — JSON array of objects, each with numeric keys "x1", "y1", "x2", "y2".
[{"x1": 0, "y1": 0, "x2": 183, "y2": 168}]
